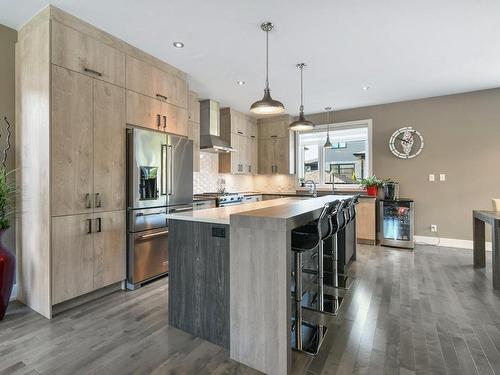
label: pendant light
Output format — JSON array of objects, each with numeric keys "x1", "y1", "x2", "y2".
[
  {"x1": 324, "y1": 107, "x2": 333, "y2": 148},
  {"x1": 250, "y1": 22, "x2": 285, "y2": 115},
  {"x1": 289, "y1": 63, "x2": 314, "y2": 131}
]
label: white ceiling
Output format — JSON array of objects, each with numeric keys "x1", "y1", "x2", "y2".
[{"x1": 2, "y1": 0, "x2": 500, "y2": 116}]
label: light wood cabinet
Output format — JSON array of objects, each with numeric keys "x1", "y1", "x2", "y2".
[
  {"x1": 188, "y1": 91, "x2": 200, "y2": 123},
  {"x1": 93, "y1": 210, "x2": 126, "y2": 289},
  {"x1": 51, "y1": 65, "x2": 93, "y2": 216},
  {"x1": 93, "y1": 80, "x2": 126, "y2": 213},
  {"x1": 126, "y1": 90, "x2": 162, "y2": 130},
  {"x1": 257, "y1": 115, "x2": 294, "y2": 175},
  {"x1": 258, "y1": 115, "x2": 290, "y2": 139},
  {"x1": 126, "y1": 55, "x2": 187, "y2": 109},
  {"x1": 188, "y1": 121, "x2": 201, "y2": 172},
  {"x1": 258, "y1": 137, "x2": 291, "y2": 175},
  {"x1": 356, "y1": 198, "x2": 377, "y2": 245},
  {"x1": 126, "y1": 90, "x2": 187, "y2": 136},
  {"x1": 51, "y1": 210, "x2": 126, "y2": 304},
  {"x1": 52, "y1": 21, "x2": 125, "y2": 87},
  {"x1": 52, "y1": 66, "x2": 126, "y2": 216},
  {"x1": 18, "y1": 6, "x2": 188, "y2": 318},
  {"x1": 51, "y1": 214, "x2": 95, "y2": 305},
  {"x1": 219, "y1": 108, "x2": 258, "y2": 175}
]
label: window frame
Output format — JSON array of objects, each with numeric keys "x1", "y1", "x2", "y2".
[{"x1": 295, "y1": 119, "x2": 373, "y2": 189}]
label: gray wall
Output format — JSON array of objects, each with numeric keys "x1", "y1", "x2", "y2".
[
  {"x1": 305, "y1": 88, "x2": 500, "y2": 241},
  {"x1": 0, "y1": 24, "x2": 17, "y2": 252}
]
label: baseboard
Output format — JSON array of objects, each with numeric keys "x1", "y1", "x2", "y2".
[
  {"x1": 414, "y1": 235, "x2": 492, "y2": 251},
  {"x1": 9, "y1": 284, "x2": 17, "y2": 301}
]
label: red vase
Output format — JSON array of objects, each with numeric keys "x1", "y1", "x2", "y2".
[
  {"x1": 366, "y1": 186, "x2": 378, "y2": 197},
  {"x1": 0, "y1": 229, "x2": 15, "y2": 320}
]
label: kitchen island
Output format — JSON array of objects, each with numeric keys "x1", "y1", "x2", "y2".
[{"x1": 167, "y1": 195, "x2": 355, "y2": 375}]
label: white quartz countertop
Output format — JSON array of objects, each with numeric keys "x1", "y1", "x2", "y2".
[
  {"x1": 167, "y1": 197, "x2": 303, "y2": 225},
  {"x1": 167, "y1": 195, "x2": 354, "y2": 225}
]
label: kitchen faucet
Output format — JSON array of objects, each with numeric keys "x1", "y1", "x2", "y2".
[{"x1": 304, "y1": 180, "x2": 317, "y2": 197}]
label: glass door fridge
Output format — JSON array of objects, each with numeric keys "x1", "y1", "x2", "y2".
[{"x1": 379, "y1": 199, "x2": 414, "y2": 249}]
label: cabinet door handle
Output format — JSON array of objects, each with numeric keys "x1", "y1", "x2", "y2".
[
  {"x1": 85, "y1": 193, "x2": 92, "y2": 208},
  {"x1": 251, "y1": 135, "x2": 256, "y2": 139},
  {"x1": 96, "y1": 217, "x2": 102, "y2": 233},
  {"x1": 156, "y1": 114, "x2": 161, "y2": 128},
  {"x1": 95, "y1": 192, "x2": 101, "y2": 208},
  {"x1": 86, "y1": 218, "x2": 92, "y2": 234},
  {"x1": 84, "y1": 67, "x2": 103, "y2": 77},
  {"x1": 237, "y1": 131, "x2": 244, "y2": 135},
  {"x1": 271, "y1": 135, "x2": 278, "y2": 138},
  {"x1": 163, "y1": 115, "x2": 167, "y2": 130},
  {"x1": 156, "y1": 93, "x2": 168, "y2": 101}
]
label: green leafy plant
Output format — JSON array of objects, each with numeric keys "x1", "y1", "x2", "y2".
[
  {"x1": 358, "y1": 175, "x2": 385, "y2": 189},
  {"x1": 0, "y1": 168, "x2": 15, "y2": 230}
]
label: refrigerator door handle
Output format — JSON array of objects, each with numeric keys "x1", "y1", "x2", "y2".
[
  {"x1": 160, "y1": 144, "x2": 167, "y2": 196},
  {"x1": 168, "y1": 144, "x2": 174, "y2": 195}
]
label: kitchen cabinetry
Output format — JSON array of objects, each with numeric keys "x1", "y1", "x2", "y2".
[
  {"x1": 125, "y1": 55, "x2": 187, "y2": 109},
  {"x1": 52, "y1": 21, "x2": 126, "y2": 87},
  {"x1": 51, "y1": 65, "x2": 126, "y2": 216},
  {"x1": 16, "y1": 6, "x2": 187, "y2": 318},
  {"x1": 357, "y1": 198, "x2": 377, "y2": 245},
  {"x1": 51, "y1": 210, "x2": 125, "y2": 304},
  {"x1": 219, "y1": 108, "x2": 258, "y2": 174},
  {"x1": 258, "y1": 114, "x2": 294, "y2": 175},
  {"x1": 187, "y1": 90, "x2": 201, "y2": 172},
  {"x1": 193, "y1": 200, "x2": 216, "y2": 210},
  {"x1": 126, "y1": 90, "x2": 188, "y2": 137}
]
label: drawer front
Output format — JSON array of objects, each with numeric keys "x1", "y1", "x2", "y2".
[
  {"x1": 126, "y1": 90, "x2": 162, "y2": 131},
  {"x1": 193, "y1": 200, "x2": 216, "y2": 210},
  {"x1": 52, "y1": 21, "x2": 125, "y2": 87}
]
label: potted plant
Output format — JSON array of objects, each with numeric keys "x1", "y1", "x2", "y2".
[
  {"x1": 0, "y1": 117, "x2": 15, "y2": 320},
  {"x1": 359, "y1": 175, "x2": 384, "y2": 197},
  {"x1": 298, "y1": 177, "x2": 305, "y2": 187}
]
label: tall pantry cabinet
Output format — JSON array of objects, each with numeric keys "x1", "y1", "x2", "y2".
[{"x1": 16, "y1": 6, "x2": 189, "y2": 318}]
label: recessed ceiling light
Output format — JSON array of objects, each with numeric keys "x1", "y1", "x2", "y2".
[
  {"x1": 237, "y1": 80, "x2": 246, "y2": 86},
  {"x1": 362, "y1": 86, "x2": 370, "y2": 90},
  {"x1": 173, "y1": 41, "x2": 184, "y2": 48}
]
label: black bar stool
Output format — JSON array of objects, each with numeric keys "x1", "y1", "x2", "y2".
[{"x1": 290, "y1": 202, "x2": 335, "y2": 355}]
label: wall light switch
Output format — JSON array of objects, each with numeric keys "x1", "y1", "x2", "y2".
[
  {"x1": 429, "y1": 174, "x2": 435, "y2": 182},
  {"x1": 439, "y1": 174, "x2": 446, "y2": 181}
]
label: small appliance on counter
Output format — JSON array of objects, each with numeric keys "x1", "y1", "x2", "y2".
[
  {"x1": 383, "y1": 181, "x2": 400, "y2": 200},
  {"x1": 379, "y1": 198, "x2": 414, "y2": 249}
]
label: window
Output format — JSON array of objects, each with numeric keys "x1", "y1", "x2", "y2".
[{"x1": 296, "y1": 120, "x2": 372, "y2": 186}]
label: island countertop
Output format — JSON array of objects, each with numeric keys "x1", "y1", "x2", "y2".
[{"x1": 167, "y1": 195, "x2": 354, "y2": 225}]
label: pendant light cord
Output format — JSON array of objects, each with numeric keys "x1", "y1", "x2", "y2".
[
  {"x1": 265, "y1": 29, "x2": 269, "y2": 89},
  {"x1": 300, "y1": 66, "x2": 304, "y2": 111}
]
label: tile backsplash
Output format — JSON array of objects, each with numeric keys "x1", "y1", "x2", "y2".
[{"x1": 193, "y1": 152, "x2": 296, "y2": 194}]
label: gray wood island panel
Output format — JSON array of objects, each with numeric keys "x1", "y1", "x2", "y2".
[
  {"x1": 168, "y1": 220, "x2": 230, "y2": 348},
  {"x1": 166, "y1": 195, "x2": 354, "y2": 375}
]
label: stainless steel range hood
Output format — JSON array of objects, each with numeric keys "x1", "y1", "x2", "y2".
[{"x1": 199, "y1": 99, "x2": 235, "y2": 153}]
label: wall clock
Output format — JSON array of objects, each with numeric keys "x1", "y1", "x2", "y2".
[{"x1": 389, "y1": 127, "x2": 424, "y2": 159}]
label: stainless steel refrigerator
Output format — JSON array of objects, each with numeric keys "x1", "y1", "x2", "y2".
[{"x1": 126, "y1": 128, "x2": 193, "y2": 289}]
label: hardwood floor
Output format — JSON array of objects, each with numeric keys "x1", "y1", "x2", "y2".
[{"x1": 2, "y1": 244, "x2": 500, "y2": 375}]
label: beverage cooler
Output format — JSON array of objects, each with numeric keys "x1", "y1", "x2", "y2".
[{"x1": 379, "y1": 199, "x2": 414, "y2": 249}]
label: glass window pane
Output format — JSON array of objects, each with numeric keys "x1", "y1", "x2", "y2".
[
  {"x1": 323, "y1": 140, "x2": 367, "y2": 184},
  {"x1": 303, "y1": 145, "x2": 319, "y2": 183}
]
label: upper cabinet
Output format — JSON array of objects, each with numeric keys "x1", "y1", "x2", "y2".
[
  {"x1": 187, "y1": 90, "x2": 201, "y2": 172},
  {"x1": 126, "y1": 91, "x2": 188, "y2": 137},
  {"x1": 188, "y1": 91, "x2": 200, "y2": 123},
  {"x1": 52, "y1": 21, "x2": 125, "y2": 87},
  {"x1": 125, "y1": 55, "x2": 187, "y2": 109},
  {"x1": 219, "y1": 108, "x2": 258, "y2": 175},
  {"x1": 258, "y1": 115, "x2": 295, "y2": 175}
]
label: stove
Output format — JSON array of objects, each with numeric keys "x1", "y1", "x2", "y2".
[{"x1": 195, "y1": 192, "x2": 244, "y2": 207}]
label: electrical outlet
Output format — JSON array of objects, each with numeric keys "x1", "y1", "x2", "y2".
[
  {"x1": 439, "y1": 174, "x2": 446, "y2": 181},
  {"x1": 429, "y1": 174, "x2": 435, "y2": 182},
  {"x1": 430, "y1": 224, "x2": 438, "y2": 232}
]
